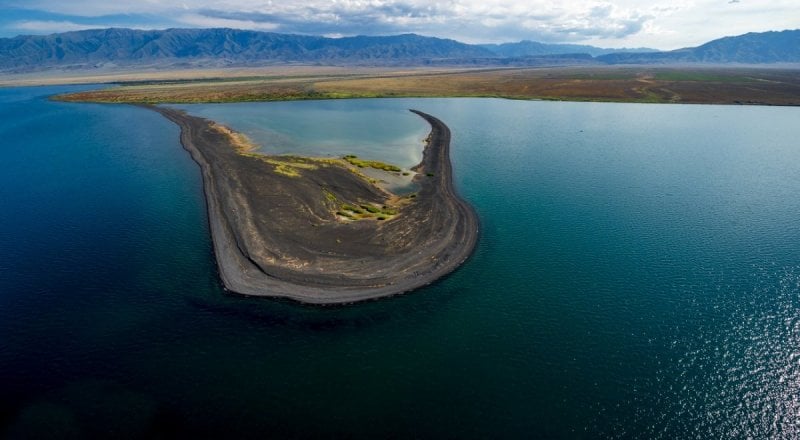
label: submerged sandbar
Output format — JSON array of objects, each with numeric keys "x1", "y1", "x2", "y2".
[{"x1": 150, "y1": 105, "x2": 478, "y2": 304}]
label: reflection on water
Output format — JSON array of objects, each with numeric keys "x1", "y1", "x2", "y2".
[{"x1": 665, "y1": 265, "x2": 800, "y2": 438}]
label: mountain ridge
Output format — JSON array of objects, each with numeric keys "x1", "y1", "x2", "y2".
[
  {"x1": 1, "y1": 28, "x2": 798, "y2": 72},
  {"x1": 0, "y1": 28, "x2": 494, "y2": 72},
  {"x1": 479, "y1": 40, "x2": 657, "y2": 57},
  {"x1": 598, "y1": 30, "x2": 800, "y2": 64}
]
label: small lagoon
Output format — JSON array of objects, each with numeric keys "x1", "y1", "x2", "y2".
[{"x1": 171, "y1": 100, "x2": 430, "y2": 168}]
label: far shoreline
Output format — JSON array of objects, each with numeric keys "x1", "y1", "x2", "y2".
[{"x1": 46, "y1": 65, "x2": 800, "y2": 107}]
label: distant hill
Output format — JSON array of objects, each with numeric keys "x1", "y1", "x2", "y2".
[
  {"x1": 599, "y1": 30, "x2": 800, "y2": 64},
  {"x1": 0, "y1": 28, "x2": 493, "y2": 72},
  {"x1": 0, "y1": 28, "x2": 798, "y2": 72},
  {"x1": 480, "y1": 40, "x2": 655, "y2": 57}
]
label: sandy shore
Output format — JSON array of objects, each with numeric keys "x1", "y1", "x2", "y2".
[{"x1": 149, "y1": 105, "x2": 478, "y2": 304}]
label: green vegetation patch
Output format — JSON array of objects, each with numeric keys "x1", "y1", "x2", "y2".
[
  {"x1": 243, "y1": 155, "x2": 321, "y2": 178},
  {"x1": 343, "y1": 155, "x2": 402, "y2": 172},
  {"x1": 361, "y1": 204, "x2": 381, "y2": 214},
  {"x1": 337, "y1": 202, "x2": 399, "y2": 221},
  {"x1": 323, "y1": 188, "x2": 338, "y2": 202}
]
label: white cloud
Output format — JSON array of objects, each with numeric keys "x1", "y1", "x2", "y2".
[
  {"x1": 177, "y1": 13, "x2": 279, "y2": 31},
  {"x1": 6, "y1": 0, "x2": 800, "y2": 49},
  {"x1": 9, "y1": 20, "x2": 156, "y2": 35},
  {"x1": 12, "y1": 20, "x2": 94, "y2": 33},
  {"x1": 624, "y1": 0, "x2": 800, "y2": 49}
]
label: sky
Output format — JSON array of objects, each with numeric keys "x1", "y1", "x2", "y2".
[{"x1": 0, "y1": 0, "x2": 797, "y2": 50}]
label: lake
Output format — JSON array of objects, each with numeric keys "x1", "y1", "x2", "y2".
[{"x1": 1, "y1": 86, "x2": 799, "y2": 438}]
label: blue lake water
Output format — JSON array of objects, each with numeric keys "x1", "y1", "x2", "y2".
[{"x1": 1, "y1": 87, "x2": 800, "y2": 438}]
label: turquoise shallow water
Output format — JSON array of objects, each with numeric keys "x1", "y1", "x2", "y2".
[
  {"x1": 1, "y1": 88, "x2": 800, "y2": 438},
  {"x1": 171, "y1": 100, "x2": 430, "y2": 168}
]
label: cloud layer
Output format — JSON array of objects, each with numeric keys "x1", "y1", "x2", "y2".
[{"x1": 2, "y1": 0, "x2": 799, "y2": 49}]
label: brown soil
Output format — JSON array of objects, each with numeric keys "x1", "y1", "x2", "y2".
[{"x1": 57, "y1": 66, "x2": 800, "y2": 106}]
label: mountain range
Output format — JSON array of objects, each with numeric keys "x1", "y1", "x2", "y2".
[
  {"x1": 0, "y1": 28, "x2": 798, "y2": 72},
  {"x1": 479, "y1": 41, "x2": 657, "y2": 58},
  {"x1": 599, "y1": 30, "x2": 800, "y2": 64}
]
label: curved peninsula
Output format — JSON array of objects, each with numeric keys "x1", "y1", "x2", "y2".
[{"x1": 150, "y1": 106, "x2": 478, "y2": 304}]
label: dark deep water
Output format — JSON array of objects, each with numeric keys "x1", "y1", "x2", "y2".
[{"x1": 2, "y1": 86, "x2": 800, "y2": 438}]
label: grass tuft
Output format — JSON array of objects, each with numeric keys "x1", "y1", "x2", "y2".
[{"x1": 343, "y1": 155, "x2": 402, "y2": 172}]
